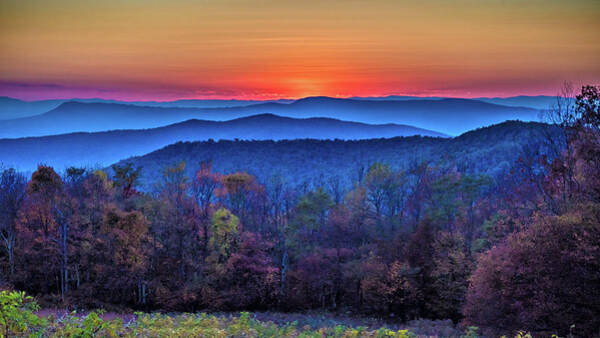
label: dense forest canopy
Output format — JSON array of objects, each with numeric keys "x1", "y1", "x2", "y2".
[
  {"x1": 117, "y1": 120, "x2": 559, "y2": 191},
  {"x1": 0, "y1": 86, "x2": 599, "y2": 336}
]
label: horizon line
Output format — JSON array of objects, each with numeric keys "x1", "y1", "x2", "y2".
[{"x1": 1, "y1": 93, "x2": 560, "y2": 103}]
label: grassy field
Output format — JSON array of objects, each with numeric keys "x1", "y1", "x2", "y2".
[
  {"x1": 32, "y1": 311, "x2": 467, "y2": 337},
  {"x1": 3, "y1": 291, "x2": 470, "y2": 337}
]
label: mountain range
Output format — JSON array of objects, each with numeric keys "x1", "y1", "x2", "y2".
[
  {"x1": 0, "y1": 114, "x2": 445, "y2": 172},
  {"x1": 0, "y1": 96, "x2": 292, "y2": 120},
  {"x1": 0, "y1": 94, "x2": 557, "y2": 121},
  {"x1": 0, "y1": 96, "x2": 541, "y2": 138}
]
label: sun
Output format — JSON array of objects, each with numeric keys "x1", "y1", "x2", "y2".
[{"x1": 280, "y1": 77, "x2": 328, "y2": 98}]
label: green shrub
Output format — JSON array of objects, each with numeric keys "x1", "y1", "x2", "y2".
[
  {"x1": 0, "y1": 290, "x2": 47, "y2": 337},
  {"x1": 0, "y1": 294, "x2": 430, "y2": 337},
  {"x1": 50, "y1": 310, "x2": 123, "y2": 337}
]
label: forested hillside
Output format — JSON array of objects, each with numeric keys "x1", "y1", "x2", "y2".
[{"x1": 119, "y1": 120, "x2": 557, "y2": 191}]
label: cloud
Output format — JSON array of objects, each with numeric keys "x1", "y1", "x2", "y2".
[{"x1": 0, "y1": 79, "x2": 260, "y2": 101}]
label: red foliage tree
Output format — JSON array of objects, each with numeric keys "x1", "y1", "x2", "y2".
[
  {"x1": 464, "y1": 204, "x2": 600, "y2": 336},
  {"x1": 220, "y1": 232, "x2": 279, "y2": 309}
]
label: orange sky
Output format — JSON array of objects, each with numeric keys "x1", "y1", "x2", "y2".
[{"x1": 1, "y1": 0, "x2": 599, "y2": 100}]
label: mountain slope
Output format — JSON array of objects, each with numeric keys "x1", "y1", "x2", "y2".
[
  {"x1": 0, "y1": 97, "x2": 293, "y2": 121},
  {"x1": 0, "y1": 114, "x2": 445, "y2": 172},
  {"x1": 0, "y1": 97, "x2": 64, "y2": 120},
  {"x1": 113, "y1": 121, "x2": 558, "y2": 190},
  {"x1": 0, "y1": 102, "x2": 206, "y2": 137},
  {"x1": 351, "y1": 95, "x2": 557, "y2": 110},
  {"x1": 473, "y1": 95, "x2": 558, "y2": 110}
]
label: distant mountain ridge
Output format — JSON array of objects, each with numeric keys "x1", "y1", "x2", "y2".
[
  {"x1": 473, "y1": 95, "x2": 559, "y2": 110},
  {"x1": 350, "y1": 94, "x2": 558, "y2": 110},
  {"x1": 0, "y1": 97, "x2": 540, "y2": 138},
  {"x1": 0, "y1": 96, "x2": 292, "y2": 120},
  {"x1": 0, "y1": 113, "x2": 445, "y2": 172},
  {"x1": 0, "y1": 96, "x2": 65, "y2": 120},
  {"x1": 1, "y1": 94, "x2": 554, "y2": 119}
]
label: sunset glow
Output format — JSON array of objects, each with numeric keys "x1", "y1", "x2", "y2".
[{"x1": 1, "y1": 0, "x2": 599, "y2": 100}]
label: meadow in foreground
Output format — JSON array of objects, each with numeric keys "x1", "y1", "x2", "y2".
[{"x1": 2, "y1": 290, "x2": 473, "y2": 337}]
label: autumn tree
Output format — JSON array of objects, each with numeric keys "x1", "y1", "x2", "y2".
[
  {"x1": 157, "y1": 162, "x2": 201, "y2": 279},
  {"x1": 69, "y1": 170, "x2": 115, "y2": 302},
  {"x1": 383, "y1": 260, "x2": 422, "y2": 320},
  {"x1": 140, "y1": 162, "x2": 203, "y2": 309},
  {"x1": 429, "y1": 172, "x2": 462, "y2": 230},
  {"x1": 16, "y1": 165, "x2": 77, "y2": 300},
  {"x1": 0, "y1": 169, "x2": 26, "y2": 278},
  {"x1": 202, "y1": 208, "x2": 243, "y2": 308},
  {"x1": 287, "y1": 248, "x2": 352, "y2": 310},
  {"x1": 191, "y1": 161, "x2": 222, "y2": 252},
  {"x1": 286, "y1": 188, "x2": 333, "y2": 254},
  {"x1": 95, "y1": 208, "x2": 150, "y2": 306},
  {"x1": 540, "y1": 84, "x2": 600, "y2": 213},
  {"x1": 406, "y1": 162, "x2": 435, "y2": 224},
  {"x1": 364, "y1": 163, "x2": 407, "y2": 234},
  {"x1": 364, "y1": 162, "x2": 392, "y2": 218},
  {"x1": 403, "y1": 219, "x2": 436, "y2": 316},
  {"x1": 213, "y1": 232, "x2": 279, "y2": 310},
  {"x1": 207, "y1": 208, "x2": 240, "y2": 265},
  {"x1": 219, "y1": 172, "x2": 265, "y2": 231},
  {"x1": 464, "y1": 205, "x2": 600, "y2": 336},
  {"x1": 111, "y1": 162, "x2": 141, "y2": 200},
  {"x1": 428, "y1": 231, "x2": 472, "y2": 321}
]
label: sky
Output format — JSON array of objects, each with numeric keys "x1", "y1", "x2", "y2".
[{"x1": 1, "y1": 0, "x2": 599, "y2": 101}]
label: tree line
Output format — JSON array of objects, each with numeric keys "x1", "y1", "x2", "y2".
[{"x1": 1, "y1": 86, "x2": 599, "y2": 336}]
